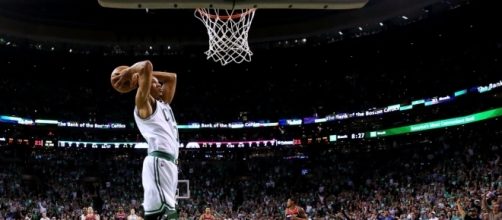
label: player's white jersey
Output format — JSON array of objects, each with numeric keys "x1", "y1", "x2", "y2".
[{"x1": 134, "y1": 100, "x2": 180, "y2": 158}]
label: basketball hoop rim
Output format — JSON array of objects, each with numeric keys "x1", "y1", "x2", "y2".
[{"x1": 195, "y1": 8, "x2": 256, "y2": 20}]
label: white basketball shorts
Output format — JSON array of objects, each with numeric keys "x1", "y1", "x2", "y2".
[{"x1": 142, "y1": 155, "x2": 178, "y2": 216}]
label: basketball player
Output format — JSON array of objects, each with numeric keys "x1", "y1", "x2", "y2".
[
  {"x1": 285, "y1": 198, "x2": 307, "y2": 220},
  {"x1": 80, "y1": 207, "x2": 88, "y2": 220},
  {"x1": 128, "y1": 209, "x2": 139, "y2": 220},
  {"x1": 40, "y1": 212, "x2": 50, "y2": 220},
  {"x1": 86, "y1": 207, "x2": 99, "y2": 220},
  {"x1": 111, "y1": 60, "x2": 179, "y2": 220},
  {"x1": 115, "y1": 207, "x2": 127, "y2": 220},
  {"x1": 199, "y1": 208, "x2": 216, "y2": 220}
]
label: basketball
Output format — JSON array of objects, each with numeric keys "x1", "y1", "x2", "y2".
[{"x1": 111, "y1": 66, "x2": 138, "y2": 93}]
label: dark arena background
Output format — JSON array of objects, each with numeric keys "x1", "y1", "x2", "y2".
[{"x1": 1, "y1": 0, "x2": 502, "y2": 219}]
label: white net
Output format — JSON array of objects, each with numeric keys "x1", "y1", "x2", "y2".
[{"x1": 195, "y1": 8, "x2": 256, "y2": 66}]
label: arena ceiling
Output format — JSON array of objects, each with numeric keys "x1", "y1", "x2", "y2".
[{"x1": 0, "y1": 0, "x2": 466, "y2": 46}]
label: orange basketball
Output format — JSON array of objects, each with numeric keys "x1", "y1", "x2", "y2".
[{"x1": 111, "y1": 66, "x2": 138, "y2": 93}]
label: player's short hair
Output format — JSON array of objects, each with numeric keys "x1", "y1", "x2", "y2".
[{"x1": 288, "y1": 197, "x2": 298, "y2": 204}]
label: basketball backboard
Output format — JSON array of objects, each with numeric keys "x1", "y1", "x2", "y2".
[
  {"x1": 176, "y1": 179, "x2": 190, "y2": 199},
  {"x1": 98, "y1": 0, "x2": 368, "y2": 10}
]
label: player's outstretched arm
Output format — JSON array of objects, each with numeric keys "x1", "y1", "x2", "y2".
[
  {"x1": 153, "y1": 71, "x2": 177, "y2": 104},
  {"x1": 130, "y1": 60, "x2": 154, "y2": 119}
]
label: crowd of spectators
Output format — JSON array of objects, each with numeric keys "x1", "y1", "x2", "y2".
[{"x1": 0, "y1": 124, "x2": 501, "y2": 220}]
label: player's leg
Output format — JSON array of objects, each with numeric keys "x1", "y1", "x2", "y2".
[
  {"x1": 158, "y1": 158, "x2": 179, "y2": 219},
  {"x1": 143, "y1": 156, "x2": 167, "y2": 219}
]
